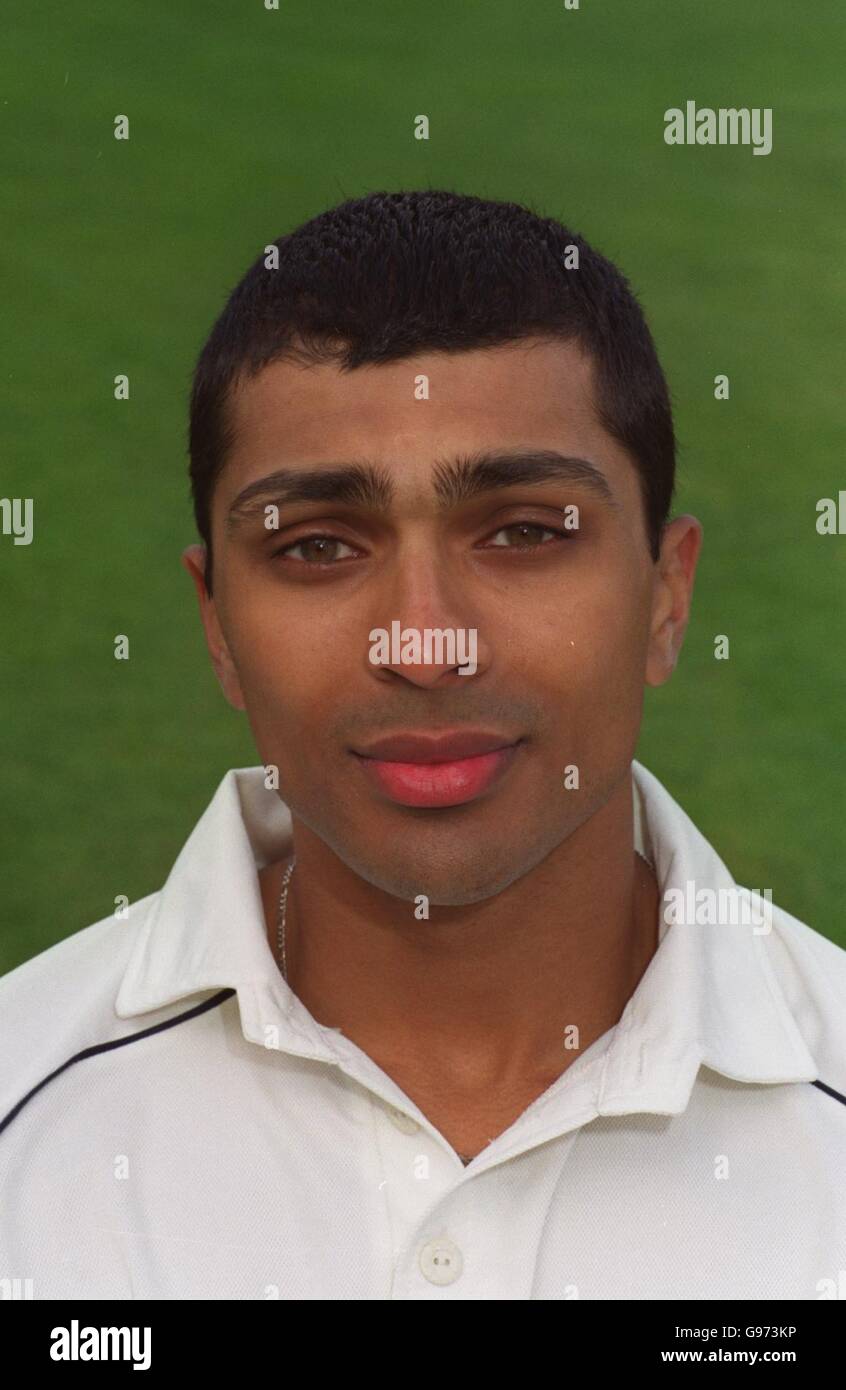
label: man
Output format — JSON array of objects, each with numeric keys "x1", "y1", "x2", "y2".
[{"x1": 1, "y1": 190, "x2": 844, "y2": 1300}]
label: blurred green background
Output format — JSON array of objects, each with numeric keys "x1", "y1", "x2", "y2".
[{"x1": 2, "y1": 0, "x2": 844, "y2": 973}]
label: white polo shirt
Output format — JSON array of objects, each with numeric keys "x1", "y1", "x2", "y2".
[{"x1": 1, "y1": 761, "x2": 845, "y2": 1300}]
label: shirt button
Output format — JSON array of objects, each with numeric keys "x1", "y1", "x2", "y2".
[
  {"x1": 385, "y1": 1104, "x2": 420, "y2": 1134},
  {"x1": 419, "y1": 1236, "x2": 463, "y2": 1286}
]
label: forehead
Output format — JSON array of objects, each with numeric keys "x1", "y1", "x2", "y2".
[{"x1": 217, "y1": 337, "x2": 640, "y2": 515}]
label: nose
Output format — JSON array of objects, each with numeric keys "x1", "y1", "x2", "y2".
[{"x1": 364, "y1": 550, "x2": 489, "y2": 688}]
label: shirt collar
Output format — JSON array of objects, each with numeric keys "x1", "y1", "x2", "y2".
[
  {"x1": 115, "y1": 761, "x2": 819, "y2": 1112},
  {"x1": 597, "y1": 762, "x2": 818, "y2": 1115},
  {"x1": 115, "y1": 767, "x2": 339, "y2": 1061}
]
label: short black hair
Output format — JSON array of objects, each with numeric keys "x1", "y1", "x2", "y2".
[{"x1": 188, "y1": 189, "x2": 676, "y2": 592}]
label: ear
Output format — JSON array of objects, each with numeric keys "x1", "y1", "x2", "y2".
[
  {"x1": 181, "y1": 544, "x2": 246, "y2": 711},
  {"x1": 645, "y1": 515, "x2": 703, "y2": 687}
]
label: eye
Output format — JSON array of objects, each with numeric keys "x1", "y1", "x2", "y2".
[
  {"x1": 273, "y1": 534, "x2": 359, "y2": 564},
  {"x1": 482, "y1": 521, "x2": 571, "y2": 549}
]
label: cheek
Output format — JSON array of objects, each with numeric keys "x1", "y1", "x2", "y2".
[
  {"x1": 226, "y1": 600, "x2": 353, "y2": 743},
  {"x1": 577, "y1": 586, "x2": 651, "y2": 753},
  {"x1": 513, "y1": 568, "x2": 649, "y2": 738},
  {"x1": 519, "y1": 561, "x2": 647, "y2": 668}
]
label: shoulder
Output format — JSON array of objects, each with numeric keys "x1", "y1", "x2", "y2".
[
  {"x1": 0, "y1": 894, "x2": 159, "y2": 1120},
  {"x1": 765, "y1": 897, "x2": 846, "y2": 1098}
]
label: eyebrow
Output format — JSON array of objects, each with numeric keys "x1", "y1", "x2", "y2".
[{"x1": 225, "y1": 449, "x2": 618, "y2": 533}]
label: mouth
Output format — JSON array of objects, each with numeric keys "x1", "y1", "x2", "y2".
[{"x1": 350, "y1": 730, "x2": 524, "y2": 808}]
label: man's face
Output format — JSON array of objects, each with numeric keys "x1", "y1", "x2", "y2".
[{"x1": 184, "y1": 337, "x2": 699, "y2": 905}]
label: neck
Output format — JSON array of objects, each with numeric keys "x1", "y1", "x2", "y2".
[{"x1": 259, "y1": 772, "x2": 659, "y2": 1091}]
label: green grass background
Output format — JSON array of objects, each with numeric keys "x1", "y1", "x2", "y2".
[{"x1": 2, "y1": 0, "x2": 844, "y2": 973}]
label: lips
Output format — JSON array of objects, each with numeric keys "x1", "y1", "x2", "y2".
[
  {"x1": 351, "y1": 730, "x2": 523, "y2": 808},
  {"x1": 354, "y1": 729, "x2": 517, "y2": 762}
]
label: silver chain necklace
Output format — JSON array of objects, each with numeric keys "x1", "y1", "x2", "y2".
[
  {"x1": 275, "y1": 849, "x2": 653, "y2": 1160},
  {"x1": 275, "y1": 849, "x2": 654, "y2": 983},
  {"x1": 275, "y1": 857, "x2": 296, "y2": 983}
]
